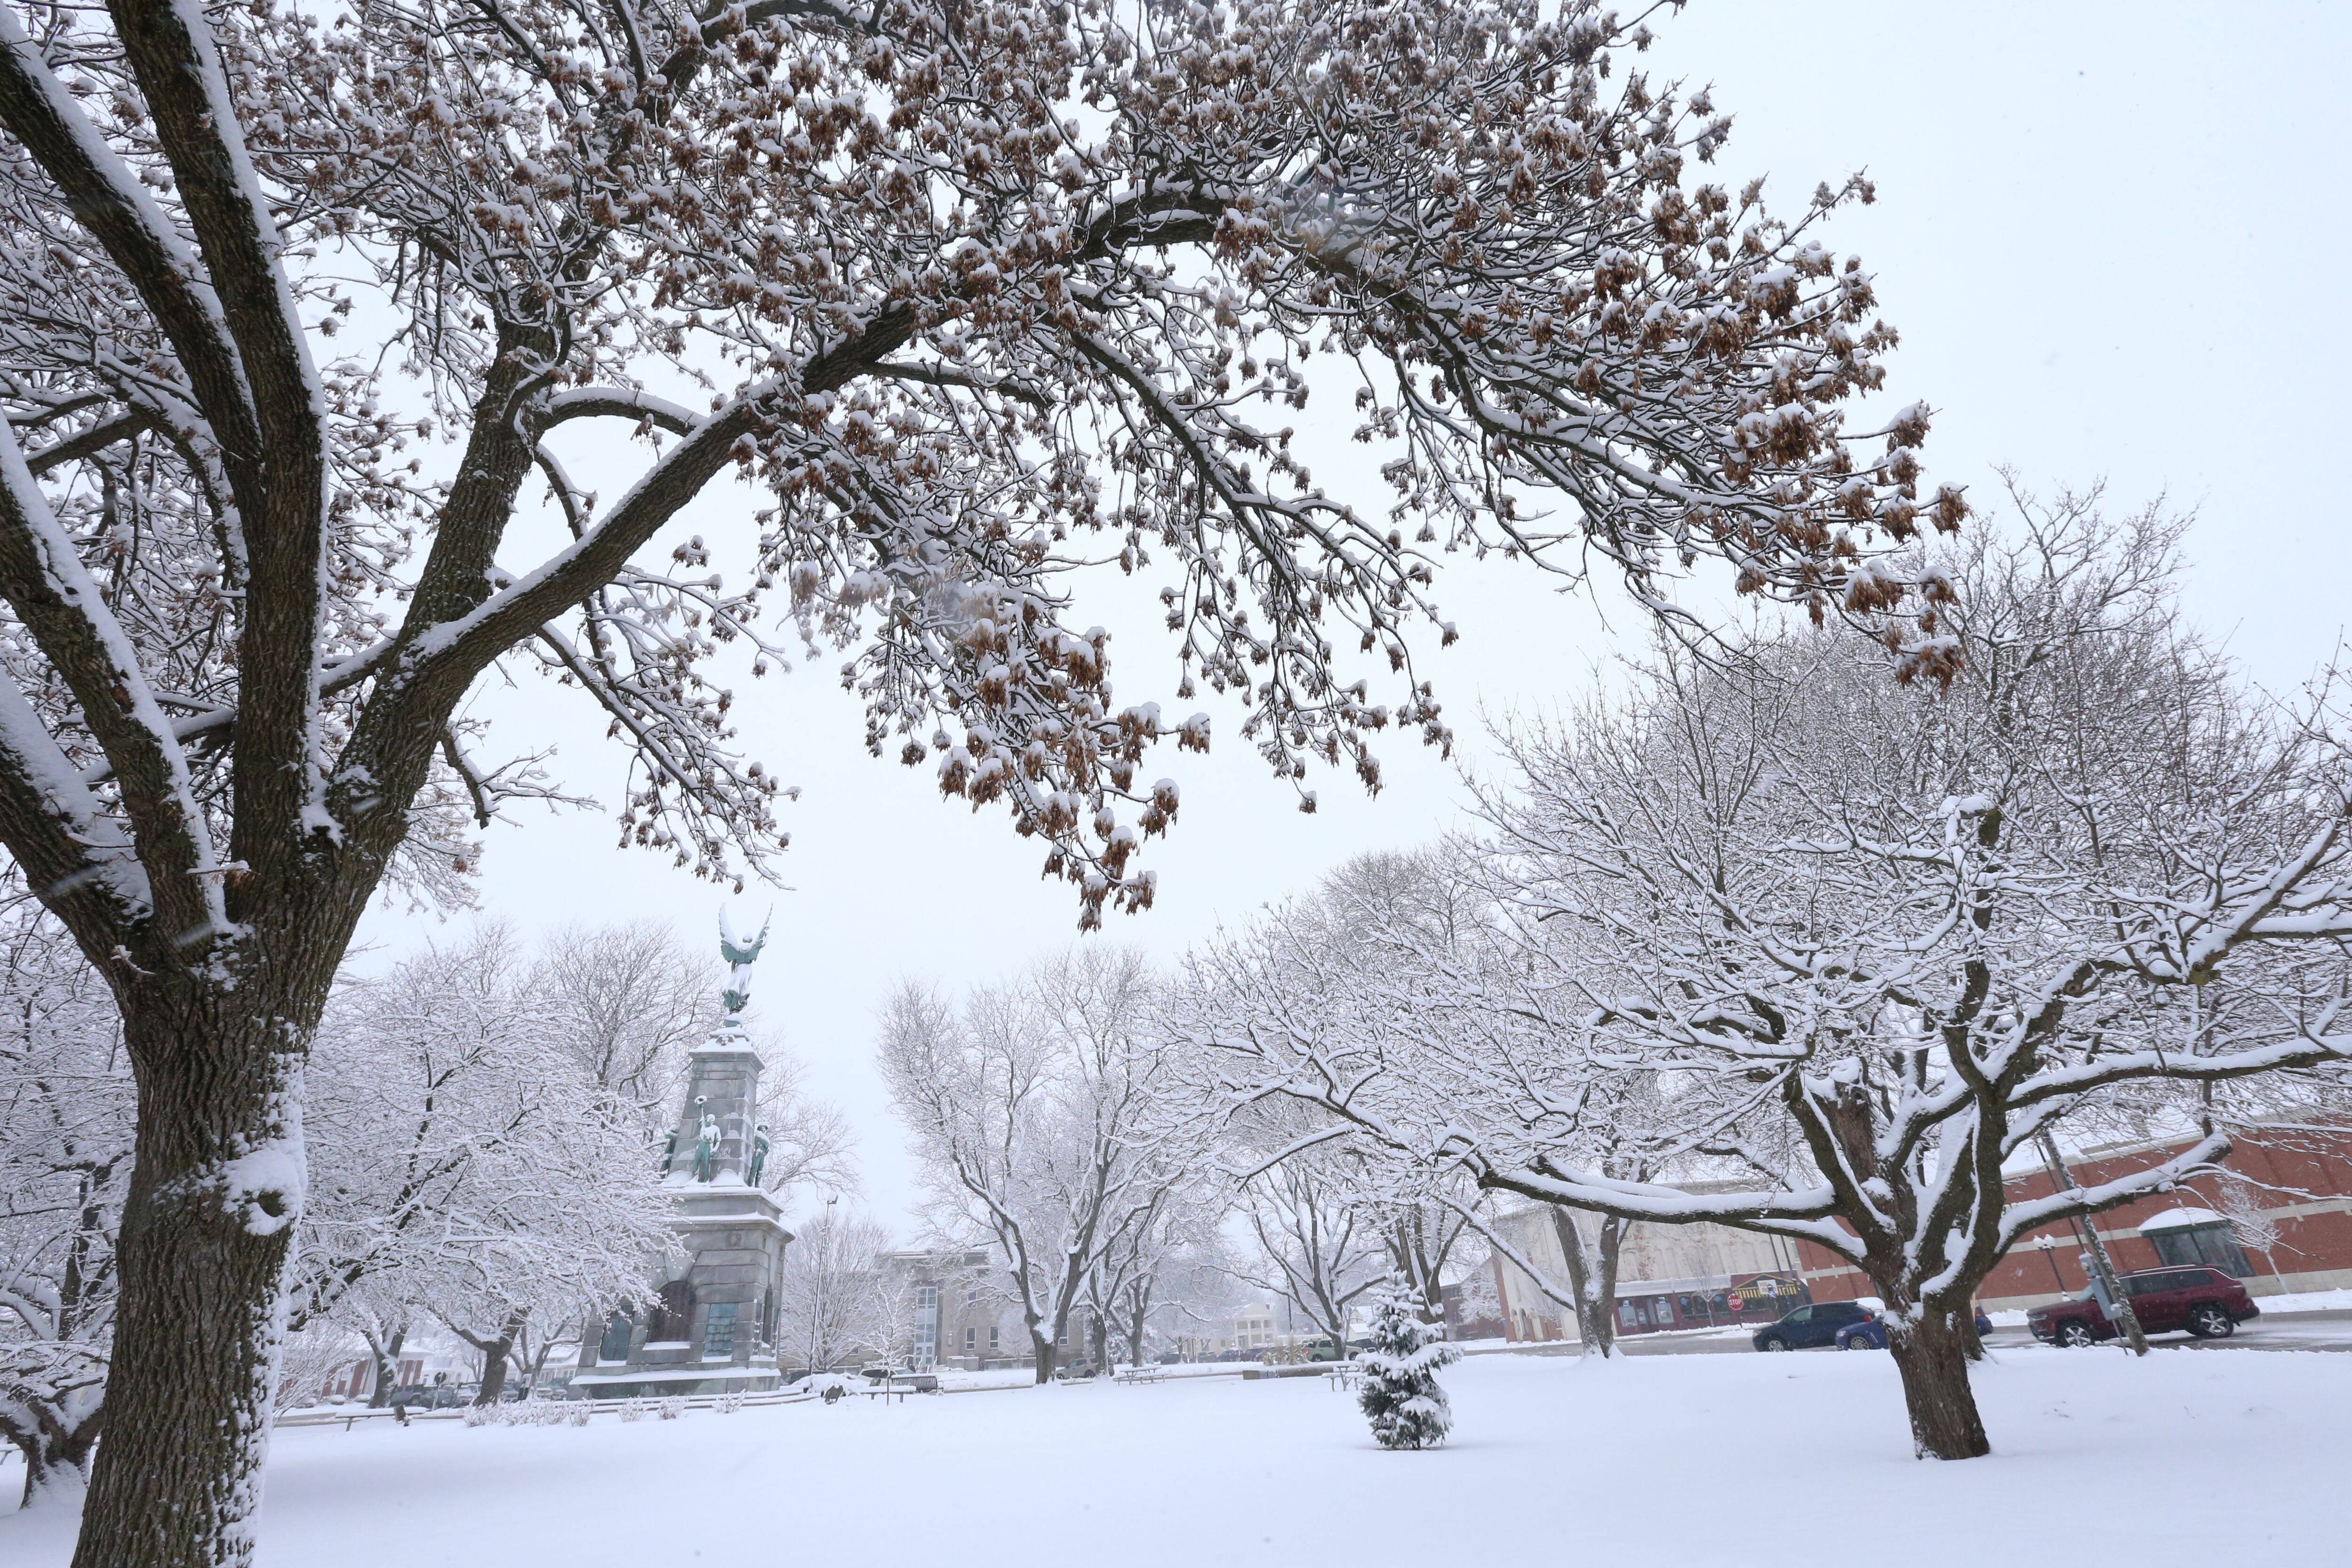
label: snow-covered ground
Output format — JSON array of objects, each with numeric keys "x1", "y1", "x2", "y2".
[
  {"x1": 2248, "y1": 1286, "x2": 2352, "y2": 1314},
  {"x1": 6, "y1": 1347, "x2": 2344, "y2": 1565}
]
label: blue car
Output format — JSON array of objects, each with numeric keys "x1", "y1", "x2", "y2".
[
  {"x1": 1834, "y1": 1305, "x2": 1994, "y2": 1350},
  {"x1": 1751, "y1": 1300, "x2": 1871, "y2": 1351}
]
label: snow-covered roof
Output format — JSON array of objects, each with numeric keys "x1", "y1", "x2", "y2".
[{"x1": 2136, "y1": 1207, "x2": 2227, "y2": 1232}]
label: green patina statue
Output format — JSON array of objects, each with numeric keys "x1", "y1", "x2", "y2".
[
  {"x1": 717, "y1": 908, "x2": 771, "y2": 1031},
  {"x1": 689, "y1": 1096, "x2": 717, "y2": 1182}
]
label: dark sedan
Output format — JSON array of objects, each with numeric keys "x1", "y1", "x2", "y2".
[{"x1": 1752, "y1": 1300, "x2": 1872, "y2": 1351}]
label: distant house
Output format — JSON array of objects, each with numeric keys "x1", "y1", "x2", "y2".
[{"x1": 1230, "y1": 1305, "x2": 1280, "y2": 1353}]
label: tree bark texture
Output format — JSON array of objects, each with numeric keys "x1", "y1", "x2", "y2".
[
  {"x1": 1886, "y1": 1310, "x2": 1991, "y2": 1460},
  {"x1": 72, "y1": 1003, "x2": 305, "y2": 1568},
  {"x1": 1029, "y1": 1326, "x2": 1057, "y2": 1384}
]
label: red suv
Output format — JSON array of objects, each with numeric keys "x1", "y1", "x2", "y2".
[{"x1": 2026, "y1": 1266, "x2": 2260, "y2": 1346}]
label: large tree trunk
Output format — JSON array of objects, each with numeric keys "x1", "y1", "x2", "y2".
[
  {"x1": 1029, "y1": 1323, "x2": 1057, "y2": 1384},
  {"x1": 466, "y1": 1311, "x2": 528, "y2": 1405},
  {"x1": 1549, "y1": 1208, "x2": 1619, "y2": 1355},
  {"x1": 72, "y1": 1004, "x2": 305, "y2": 1568},
  {"x1": 363, "y1": 1323, "x2": 407, "y2": 1408},
  {"x1": 1124, "y1": 1283, "x2": 1151, "y2": 1367},
  {"x1": 8, "y1": 1401, "x2": 103, "y2": 1512},
  {"x1": 1886, "y1": 1309, "x2": 1991, "y2": 1460}
]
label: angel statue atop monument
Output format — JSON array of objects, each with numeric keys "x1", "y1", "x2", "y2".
[{"x1": 717, "y1": 908, "x2": 771, "y2": 1034}]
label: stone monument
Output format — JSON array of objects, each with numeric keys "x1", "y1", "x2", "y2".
[{"x1": 569, "y1": 910, "x2": 794, "y2": 1398}]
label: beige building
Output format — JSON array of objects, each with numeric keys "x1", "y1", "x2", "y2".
[
  {"x1": 1491, "y1": 1186, "x2": 1806, "y2": 1343},
  {"x1": 879, "y1": 1249, "x2": 1101, "y2": 1372}
]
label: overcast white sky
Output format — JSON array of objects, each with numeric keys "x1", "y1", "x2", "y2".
[{"x1": 350, "y1": 1, "x2": 2352, "y2": 1234}]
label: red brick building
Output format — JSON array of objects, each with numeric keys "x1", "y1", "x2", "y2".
[{"x1": 1796, "y1": 1128, "x2": 2352, "y2": 1311}]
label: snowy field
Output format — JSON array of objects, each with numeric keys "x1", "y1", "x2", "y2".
[{"x1": 6, "y1": 1348, "x2": 2345, "y2": 1566}]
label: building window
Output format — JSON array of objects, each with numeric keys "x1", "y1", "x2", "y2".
[
  {"x1": 651, "y1": 1280, "x2": 696, "y2": 1343},
  {"x1": 989, "y1": 1326, "x2": 1000, "y2": 1350},
  {"x1": 966, "y1": 1288, "x2": 979, "y2": 1306},
  {"x1": 913, "y1": 1284, "x2": 939, "y2": 1370},
  {"x1": 2147, "y1": 1221, "x2": 2253, "y2": 1277},
  {"x1": 964, "y1": 1327, "x2": 976, "y2": 1351},
  {"x1": 704, "y1": 1302, "x2": 739, "y2": 1359}
]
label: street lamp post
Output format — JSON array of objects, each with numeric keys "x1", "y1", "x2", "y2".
[{"x1": 2034, "y1": 1233, "x2": 2067, "y2": 1294}]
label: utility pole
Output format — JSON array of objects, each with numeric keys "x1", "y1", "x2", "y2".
[{"x1": 2036, "y1": 1130, "x2": 2149, "y2": 1356}]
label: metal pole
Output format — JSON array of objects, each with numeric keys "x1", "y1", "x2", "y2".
[
  {"x1": 2035, "y1": 1234, "x2": 2067, "y2": 1293},
  {"x1": 2035, "y1": 1130, "x2": 2149, "y2": 1356}
]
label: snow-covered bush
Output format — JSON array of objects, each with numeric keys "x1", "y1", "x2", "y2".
[
  {"x1": 1356, "y1": 1281, "x2": 1460, "y2": 1452},
  {"x1": 565, "y1": 1404, "x2": 592, "y2": 1428},
  {"x1": 658, "y1": 1397, "x2": 686, "y2": 1421},
  {"x1": 617, "y1": 1400, "x2": 649, "y2": 1425}
]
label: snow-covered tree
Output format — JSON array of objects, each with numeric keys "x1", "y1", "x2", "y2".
[
  {"x1": 1228, "y1": 1131, "x2": 1384, "y2": 1348},
  {"x1": 0, "y1": 0, "x2": 1963, "y2": 1551},
  {"x1": 0, "y1": 907, "x2": 125, "y2": 1507},
  {"x1": 1200, "y1": 495, "x2": 2352, "y2": 1459},
  {"x1": 295, "y1": 927, "x2": 681, "y2": 1406},
  {"x1": 536, "y1": 923, "x2": 721, "y2": 1136},
  {"x1": 882, "y1": 946, "x2": 1202, "y2": 1380},
  {"x1": 1084, "y1": 1169, "x2": 1220, "y2": 1369},
  {"x1": 1355, "y1": 1276, "x2": 1457, "y2": 1450},
  {"x1": 774, "y1": 1205, "x2": 891, "y2": 1374}
]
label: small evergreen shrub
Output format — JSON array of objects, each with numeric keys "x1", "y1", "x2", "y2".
[{"x1": 1356, "y1": 1279, "x2": 1461, "y2": 1450}]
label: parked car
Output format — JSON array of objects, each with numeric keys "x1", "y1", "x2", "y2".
[
  {"x1": 1752, "y1": 1299, "x2": 1874, "y2": 1351},
  {"x1": 385, "y1": 1383, "x2": 465, "y2": 1410},
  {"x1": 2027, "y1": 1266, "x2": 2259, "y2": 1345},
  {"x1": 1304, "y1": 1337, "x2": 1372, "y2": 1362},
  {"x1": 1834, "y1": 1305, "x2": 1994, "y2": 1350}
]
